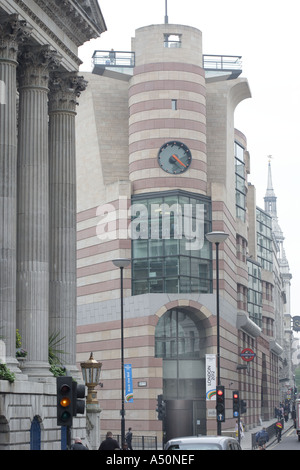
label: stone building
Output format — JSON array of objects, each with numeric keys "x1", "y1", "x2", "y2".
[
  {"x1": 0, "y1": 0, "x2": 106, "y2": 450},
  {"x1": 75, "y1": 21, "x2": 293, "y2": 443}
]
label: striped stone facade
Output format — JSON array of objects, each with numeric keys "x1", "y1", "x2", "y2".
[{"x1": 75, "y1": 23, "x2": 282, "y2": 441}]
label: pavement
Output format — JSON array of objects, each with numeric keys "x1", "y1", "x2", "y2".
[{"x1": 240, "y1": 418, "x2": 294, "y2": 450}]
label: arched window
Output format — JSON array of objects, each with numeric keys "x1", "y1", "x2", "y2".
[{"x1": 155, "y1": 309, "x2": 201, "y2": 359}]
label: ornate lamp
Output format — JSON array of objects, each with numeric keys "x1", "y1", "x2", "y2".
[{"x1": 80, "y1": 352, "x2": 102, "y2": 404}]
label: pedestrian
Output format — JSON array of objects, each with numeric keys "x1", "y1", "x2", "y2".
[
  {"x1": 275, "y1": 420, "x2": 283, "y2": 442},
  {"x1": 255, "y1": 427, "x2": 269, "y2": 450},
  {"x1": 125, "y1": 427, "x2": 133, "y2": 450},
  {"x1": 99, "y1": 431, "x2": 120, "y2": 450},
  {"x1": 70, "y1": 437, "x2": 88, "y2": 450},
  {"x1": 234, "y1": 420, "x2": 244, "y2": 442}
]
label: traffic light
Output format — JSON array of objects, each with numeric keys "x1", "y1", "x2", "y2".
[
  {"x1": 216, "y1": 385, "x2": 225, "y2": 422},
  {"x1": 156, "y1": 394, "x2": 166, "y2": 421},
  {"x1": 72, "y1": 381, "x2": 86, "y2": 417},
  {"x1": 232, "y1": 391, "x2": 240, "y2": 417},
  {"x1": 57, "y1": 376, "x2": 73, "y2": 427},
  {"x1": 240, "y1": 399, "x2": 247, "y2": 414}
]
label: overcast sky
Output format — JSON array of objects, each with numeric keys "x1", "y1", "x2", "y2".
[{"x1": 79, "y1": 0, "x2": 300, "y2": 321}]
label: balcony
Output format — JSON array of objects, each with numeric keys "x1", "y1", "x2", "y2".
[
  {"x1": 92, "y1": 50, "x2": 135, "y2": 76},
  {"x1": 92, "y1": 51, "x2": 242, "y2": 80},
  {"x1": 203, "y1": 55, "x2": 242, "y2": 80}
]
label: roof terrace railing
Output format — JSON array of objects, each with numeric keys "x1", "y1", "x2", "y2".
[
  {"x1": 203, "y1": 54, "x2": 242, "y2": 71},
  {"x1": 92, "y1": 51, "x2": 242, "y2": 76},
  {"x1": 92, "y1": 50, "x2": 135, "y2": 68}
]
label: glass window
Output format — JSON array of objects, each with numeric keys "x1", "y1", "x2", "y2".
[
  {"x1": 131, "y1": 190, "x2": 212, "y2": 295},
  {"x1": 247, "y1": 259, "x2": 262, "y2": 328},
  {"x1": 256, "y1": 207, "x2": 273, "y2": 271},
  {"x1": 164, "y1": 34, "x2": 182, "y2": 48},
  {"x1": 171, "y1": 99, "x2": 177, "y2": 110},
  {"x1": 234, "y1": 141, "x2": 246, "y2": 222},
  {"x1": 155, "y1": 309, "x2": 201, "y2": 359}
]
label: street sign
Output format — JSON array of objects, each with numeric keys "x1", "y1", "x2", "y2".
[{"x1": 240, "y1": 348, "x2": 256, "y2": 362}]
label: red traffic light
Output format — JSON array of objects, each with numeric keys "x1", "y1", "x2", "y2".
[
  {"x1": 217, "y1": 389, "x2": 224, "y2": 397},
  {"x1": 233, "y1": 393, "x2": 239, "y2": 400}
]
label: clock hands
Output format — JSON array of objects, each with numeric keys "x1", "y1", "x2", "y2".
[{"x1": 170, "y1": 154, "x2": 186, "y2": 168}]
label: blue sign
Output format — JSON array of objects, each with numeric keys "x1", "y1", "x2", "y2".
[{"x1": 124, "y1": 364, "x2": 133, "y2": 403}]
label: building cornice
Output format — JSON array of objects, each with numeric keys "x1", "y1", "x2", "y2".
[
  {"x1": 1, "y1": 0, "x2": 106, "y2": 67},
  {"x1": 31, "y1": 0, "x2": 106, "y2": 46}
]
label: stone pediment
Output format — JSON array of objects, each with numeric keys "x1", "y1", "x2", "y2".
[
  {"x1": 1, "y1": 0, "x2": 106, "y2": 47},
  {"x1": 0, "y1": 0, "x2": 107, "y2": 70},
  {"x1": 36, "y1": 0, "x2": 107, "y2": 45}
]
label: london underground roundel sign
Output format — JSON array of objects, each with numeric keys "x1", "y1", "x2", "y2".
[{"x1": 240, "y1": 348, "x2": 256, "y2": 362}]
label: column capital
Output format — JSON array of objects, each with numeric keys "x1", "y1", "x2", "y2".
[
  {"x1": 18, "y1": 45, "x2": 61, "y2": 89},
  {"x1": 49, "y1": 71, "x2": 88, "y2": 114},
  {"x1": 0, "y1": 14, "x2": 32, "y2": 62}
]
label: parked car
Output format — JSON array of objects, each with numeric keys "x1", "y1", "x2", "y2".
[{"x1": 164, "y1": 435, "x2": 242, "y2": 450}]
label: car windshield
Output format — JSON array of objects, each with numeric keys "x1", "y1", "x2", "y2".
[{"x1": 168, "y1": 443, "x2": 222, "y2": 450}]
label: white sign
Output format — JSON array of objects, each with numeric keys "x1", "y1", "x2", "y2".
[{"x1": 205, "y1": 354, "x2": 216, "y2": 401}]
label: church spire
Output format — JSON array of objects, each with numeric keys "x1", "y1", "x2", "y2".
[{"x1": 264, "y1": 157, "x2": 277, "y2": 216}]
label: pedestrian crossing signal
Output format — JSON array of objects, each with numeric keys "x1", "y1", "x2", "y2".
[{"x1": 233, "y1": 390, "x2": 240, "y2": 417}]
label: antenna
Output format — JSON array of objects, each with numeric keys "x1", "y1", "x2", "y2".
[{"x1": 165, "y1": 0, "x2": 168, "y2": 24}]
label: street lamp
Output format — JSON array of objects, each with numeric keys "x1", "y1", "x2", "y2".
[
  {"x1": 112, "y1": 258, "x2": 131, "y2": 447},
  {"x1": 80, "y1": 352, "x2": 102, "y2": 404},
  {"x1": 205, "y1": 231, "x2": 229, "y2": 435}
]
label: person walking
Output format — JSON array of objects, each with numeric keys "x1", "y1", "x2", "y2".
[
  {"x1": 70, "y1": 437, "x2": 88, "y2": 450},
  {"x1": 99, "y1": 431, "x2": 120, "y2": 450},
  {"x1": 255, "y1": 427, "x2": 269, "y2": 450},
  {"x1": 125, "y1": 427, "x2": 133, "y2": 450},
  {"x1": 275, "y1": 421, "x2": 283, "y2": 442}
]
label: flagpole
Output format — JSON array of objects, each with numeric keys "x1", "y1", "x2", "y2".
[{"x1": 165, "y1": 0, "x2": 168, "y2": 23}]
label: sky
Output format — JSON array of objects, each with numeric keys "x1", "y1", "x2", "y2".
[{"x1": 78, "y1": 0, "x2": 300, "y2": 322}]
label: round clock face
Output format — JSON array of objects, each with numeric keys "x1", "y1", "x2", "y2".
[{"x1": 157, "y1": 141, "x2": 192, "y2": 174}]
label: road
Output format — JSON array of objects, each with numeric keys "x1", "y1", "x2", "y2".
[{"x1": 268, "y1": 426, "x2": 300, "y2": 450}]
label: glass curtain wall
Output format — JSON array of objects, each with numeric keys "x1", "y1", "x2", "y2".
[{"x1": 131, "y1": 190, "x2": 212, "y2": 295}]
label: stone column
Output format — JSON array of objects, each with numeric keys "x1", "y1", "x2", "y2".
[
  {"x1": 17, "y1": 45, "x2": 60, "y2": 380},
  {"x1": 0, "y1": 15, "x2": 30, "y2": 372},
  {"x1": 48, "y1": 73, "x2": 87, "y2": 374}
]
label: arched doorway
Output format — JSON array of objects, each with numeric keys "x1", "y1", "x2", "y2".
[{"x1": 155, "y1": 307, "x2": 209, "y2": 440}]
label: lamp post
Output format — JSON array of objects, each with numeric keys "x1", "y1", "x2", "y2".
[
  {"x1": 80, "y1": 352, "x2": 102, "y2": 404},
  {"x1": 112, "y1": 258, "x2": 131, "y2": 447},
  {"x1": 80, "y1": 352, "x2": 102, "y2": 449},
  {"x1": 205, "y1": 231, "x2": 229, "y2": 435}
]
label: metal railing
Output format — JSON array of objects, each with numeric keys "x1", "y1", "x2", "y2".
[
  {"x1": 92, "y1": 50, "x2": 135, "y2": 68},
  {"x1": 203, "y1": 54, "x2": 242, "y2": 71},
  {"x1": 100, "y1": 434, "x2": 158, "y2": 450},
  {"x1": 251, "y1": 419, "x2": 284, "y2": 449}
]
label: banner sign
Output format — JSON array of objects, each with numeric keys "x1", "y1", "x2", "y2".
[
  {"x1": 205, "y1": 354, "x2": 216, "y2": 401},
  {"x1": 124, "y1": 364, "x2": 133, "y2": 403}
]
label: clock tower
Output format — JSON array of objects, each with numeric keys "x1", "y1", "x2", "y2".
[{"x1": 128, "y1": 24, "x2": 207, "y2": 196}]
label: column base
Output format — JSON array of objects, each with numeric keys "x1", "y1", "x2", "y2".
[
  {"x1": 21, "y1": 361, "x2": 54, "y2": 382},
  {"x1": 4, "y1": 356, "x2": 26, "y2": 379}
]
